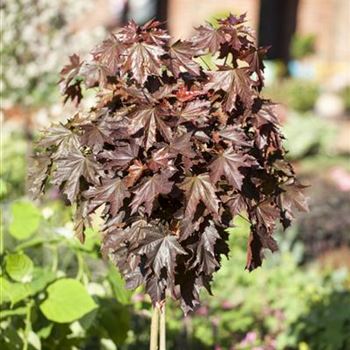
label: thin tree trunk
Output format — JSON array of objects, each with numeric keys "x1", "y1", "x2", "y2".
[
  {"x1": 150, "y1": 305, "x2": 160, "y2": 350},
  {"x1": 159, "y1": 303, "x2": 166, "y2": 350}
]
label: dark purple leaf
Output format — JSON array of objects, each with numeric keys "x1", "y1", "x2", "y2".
[
  {"x1": 60, "y1": 54, "x2": 83, "y2": 86},
  {"x1": 128, "y1": 106, "x2": 172, "y2": 150},
  {"x1": 242, "y1": 46, "x2": 269, "y2": 88},
  {"x1": 176, "y1": 100, "x2": 210, "y2": 125},
  {"x1": 280, "y1": 181, "x2": 309, "y2": 220},
  {"x1": 92, "y1": 35, "x2": 124, "y2": 75},
  {"x1": 124, "y1": 43, "x2": 164, "y2": 84},
  {"x1": 135, "y1": 224, "x2": 187, "y2": 278},
  {"x1": 179, "y1": 173, "x2": 219, "y2": 219},
  {"x1": 206, "y1": 67, "x2": 255, "y2": 111},
  {"x1": 209, "y1": 147, "x2": 256, "y2": 189},
  {"x1": 38, "y1": 123, "x2": 81, "y2": 156},
  {"x1": 27, "y1": 154, "x2": 51, "y2": 199},
  {"x1": 131, "y1": 172, "x2": 174, "y2": 215},
  {"x1": 168, "y1": 40, "x2": 200, "y2": 77},
  {"x1": 80, "y1": 122, "x2": 112, "y2": 151},
  {"x1": 99, "y1": 141, "x2": 139, "y2": 169},
  {"x1": 51, "y1": 149, "x2": 101, "y2": 203},
  {"x1": 84, "y1": 178, "x2": 130, "y2": 216},
  {"x1": 193, "y1": 222, "x2": 221, "y2": 274},
  {"x1": 218, "y1": 125, "x2": 251, "y2": 147},
  {"x1": 192, "y1": 25, "x2": 225, "y2": 54}
]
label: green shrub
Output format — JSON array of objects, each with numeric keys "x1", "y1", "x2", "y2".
[
  {"x1": 264, "y1": 79, "x2": 319, "y2": 112},
  {"x1": 286, "y1": 79, "x2": 319, "y2": 112},
  {"x1": 283, "y1": 113, "x2": 336, "y2": 159},
  {"x1": 290, "y1": 290, "x2": 350, "y2": 350},
  {"x1": 290, "y1": 34, "x2": 316, "y2": 60},
  {"x1": 0, "y1": 198, "x2": 132, "y2": 350}
]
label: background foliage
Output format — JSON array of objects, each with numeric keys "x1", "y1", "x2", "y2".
[{"x1": 0, "y1": 0, "x2": 104, "y2": 108}]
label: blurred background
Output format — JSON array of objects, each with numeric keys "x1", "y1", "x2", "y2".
[{"x1": 1, "y1": 1, "x2": 350, "y2": 349}]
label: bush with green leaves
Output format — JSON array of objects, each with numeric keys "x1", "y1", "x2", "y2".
[
  {"x1": 290, "y1": 290, "x2": 350, "y2": 350},
  {"x1": 0, "y1": 198, "x2": 132, "y2": 350},
  {"x1": 264, "y1": 79, "x2": 319, "y2": 113},
  {"x1": 283, "y1": 113, "x2": 337, "y2": 159},
  {"x1": 286, "y1": 80, "x2": 319, "y2": 112},
  {"x1": 290, "y1": 34, "x2": 316, "y2": 60}
]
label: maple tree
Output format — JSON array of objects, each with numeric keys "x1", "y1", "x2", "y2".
[{"x1": 29, "y1": 14, "x2": 308, "y2": 314}]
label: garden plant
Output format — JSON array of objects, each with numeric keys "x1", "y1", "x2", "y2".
[{"x1": 29, "y1": 14, "x2": 308, "y2": 349}]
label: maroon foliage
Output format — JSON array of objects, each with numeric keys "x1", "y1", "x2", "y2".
[{"x1": 29, "y1": 15, "x2": 308, "y2": 313}]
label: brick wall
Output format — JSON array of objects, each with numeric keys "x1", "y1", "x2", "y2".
[
  {"x1": 297, "y1": 0, "x2": 350, "y2": 62},
  {"x1": 167, "y1": 0, "x2": 350, "y2": 62},
  {"x1": 168, "y1": 0, "x2": 259, "y2": 40}
]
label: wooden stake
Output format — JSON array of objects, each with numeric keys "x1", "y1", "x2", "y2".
[
  {"x1": 150, "y1": 305, "x2": 160, "y2": 350},
  {"x1": 159, "y1": 303, "x2": 166, "y2": 350}
]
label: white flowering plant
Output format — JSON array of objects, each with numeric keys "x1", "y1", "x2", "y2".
[{"x1": 1, "y1": 0, "x2": 105, "y2": 108}]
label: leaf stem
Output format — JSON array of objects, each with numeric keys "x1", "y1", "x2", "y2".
[
  {"x1": 159, "y1": 303, "x2": 166, "y2": 350},
  {"x1": 76, "y1": 251, "x2": 84, "y2": 281},
  {"x1": 150, "y1": 305, "x2": 160, "y2": 350},
  {"x1": 142, "y1": 88, "x2": 152, "y2": 105},
  {"x1": 22, "y1": 300, "x2": 33, "y2": 350},
  {"x1": 237, "y1": 213, "x2": 250, "y2": 224},
  {"x1": 199, "y1": 56, "x2": 211, "y2": 70},
  {"x1": 51, "y1": 245, "x2": 58, "y2": 272}
]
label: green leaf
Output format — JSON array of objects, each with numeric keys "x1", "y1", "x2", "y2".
[
  {"x1": 0, "y1": 269, "x2": 57, "y2": 306},
  {"x1": 29, "y1": 269, "x2": 56, "y2": 296},
  {"x1": 36, "y1": 324, "x2": 53, "y2": 339},
  {"x1": 5, "y1": 253, "x2": 34, "y2": 282},
  {"x1": 15, "y1": 237, "x2": 61, "y2": 251},
  {"x1": 78, "y1": 307, "x2": 98, "y2": 331},
  {"x1": 97, "y1": 298, "x2": 130, "y2": 345},
  {"x1": 1, "y1": 277, "x2": 12, "y2": 304},
  {"x1": 108, "y1": 266, "x2": 131, "y2": 305},
  {"x1": 40, "y1": 278, "x2": 97, "y2": 323},
  {"x1": 9, "y1": 200, "x2": 41, "y2": 240},
  {"x1": 0, "y1": 277, "x2": 31, "y2": 305},
  {"x1": 28, "y1": 331, "x2": 41, "y2": 350}
]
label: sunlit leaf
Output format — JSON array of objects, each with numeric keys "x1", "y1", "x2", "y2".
[
  {"x1": 179, "y1": 174, "x2": 219, "y2": 219},
  {"x1": 9, "y1": 200, "x2": 41, "y2": 240},
  {"x1": 40, "y1": 278, "x2": 97, "y2": 323},
  {"x1": 5, "y1": 253, "x2": 33, "y2": 283}
]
